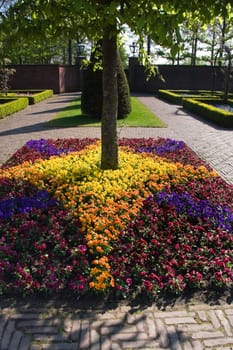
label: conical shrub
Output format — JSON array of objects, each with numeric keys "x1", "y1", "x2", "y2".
[
  {"x1": 81, "y1": 42, "x2": 103, "y2": 118},
  {"x1": 81, "y1": 43, "x2": 131, "y2": 119},
  {"x1": 116, "y1": 49, "x2": 131, "y2": 119}
]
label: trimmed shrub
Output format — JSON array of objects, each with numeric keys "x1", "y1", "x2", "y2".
[
  {"x1": 116, "y1": 49, "x2": 131, "y2": 119},
  {"x1": 28, "y1": 89, "x2": 53, "y2": 104},
  {"x1": 6, "y1": 89, "x2": 54, "y2": 104},
  {"x1": 158, "y1": 89, "x2": 183, "y2": 104},
  {"x1": 183, "y1": 98, "x2": 233, "y2": 128},
  {"x1": 81, "y1": 44, "x2": 131, "y2": 119},
  {"x1": 158, "y1": 89, "x2": 225, "y2": 105},
  {"x1": 81, "y1": 42, "x2": 103, "y2": 118},
  {"x1": 0, "y1": 97, "x2": 28, "y2": 119}
]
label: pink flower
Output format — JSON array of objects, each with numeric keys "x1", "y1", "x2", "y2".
[
  {"x1": 126, "y1": 278, "x2": 132, "y2": 286},
  {"x1": 78, "y1": 245, "x2": 87, "y2": 253}
]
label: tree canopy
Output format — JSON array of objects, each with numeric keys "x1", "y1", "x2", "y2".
[
  {"x1": 1, "y1": 0, "x2": 232, "y2": 168},
  {"x1": 3, "y1": 1, "x2": 232, "y2": 48}
]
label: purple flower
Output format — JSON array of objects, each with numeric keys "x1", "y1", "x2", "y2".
[
  {"x1": 26, "y1": 139, "x2": 73, "y2": 156},
  {"x1": 137, "y1": 139, "x2": 185, "y2": 155},
  {"x1": 0, "y1": 190, "x2": 57, "y2": 219},
  {"x1": 155, "y1": 191, "x2": 233, "y2": 232}
]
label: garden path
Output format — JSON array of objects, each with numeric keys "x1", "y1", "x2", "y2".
[{"x1": 0, "y1": 92, "x2": 232, "y2": 350}]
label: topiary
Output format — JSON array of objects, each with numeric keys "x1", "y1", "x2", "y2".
[
  {"x1": 81, "y1": 41, "x2": 103, "y2": 118},
  {"x1": 116, "y1": 49, "x2": 131, "y2": 119},
  {"x1": 81, "y1": 42, "x2": 131, "y2": 119}
]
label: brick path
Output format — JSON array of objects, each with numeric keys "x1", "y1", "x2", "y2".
[
  {"x1": 0, "y1": 92, "x2": 232, "y2": 349},
  {"x1": 1, "y1": 302, "x2": 233, "y2": 349}
]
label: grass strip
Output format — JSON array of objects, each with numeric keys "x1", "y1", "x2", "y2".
[{"x1": 46, "y1": 96, "x2": 166, "y2": 128}]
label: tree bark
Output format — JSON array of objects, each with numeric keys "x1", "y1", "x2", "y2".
[{"x1": 101, "y1": 23, "x2": 118, "y2": 169}]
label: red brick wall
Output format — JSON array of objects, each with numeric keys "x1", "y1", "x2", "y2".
[{"x1": 9, "y1": 64, "x2": 80, "y2": 94}]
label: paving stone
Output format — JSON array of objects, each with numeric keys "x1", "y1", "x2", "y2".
[
  {"x1": 154, "y1": 310, "x2": 195, "y2": 318},
  {"x1": 192, "y1": 331, "x2": 225, "y2": 339},
  {"x1": 197, "y1": 311, "x2": 208, "y2": 322},
  {"x1": 0, "y1": 316, "x2": 8, "y2": 341},
  {"x1": 192, "y1": 340, "x2": 204, "y2": 350},
  {"x1": 8, "y1": 330, "x2": 23, "y2": 350},
  {"x1": 207, "y1": 310, "x2": 221, "y2": 328},
  {"x1": 24, "y1": 326, "x2": 59, "y2": 334},
  {"x1": 225, "y1": 309, "x2": 233, "y2": 316},
  {"x1": 18, "y1": 335, "x2": 31, "y2": 350},
  {"x1": 145, "y1": 314, "x2": 157, "y2": 338},
  {"x1": 216, "y1": 310, "x2": 233, "y2": 336},
  {"x1": 227, "y1": 315, "x2": 233, "y2": 327},
  {"x1": 177, "y1": 324, "x2": 214, "y2": 332},
  {"x1": 71, "y1": 319, "x2": 81, "y2": 341},
  {"x1": 38, "y1": 342, "x2": 78, "y2": 350},
  {"x1": 79, "y1": 320, "x2": 90, "y2": 349},
  {"x1": 204, "y1": 337, "x2": 233, "y2": 347},
  {"x1": 155, "y1": 318, "x2": 170, "y2": 348},
  {"x1": 165, "y1": 317, "x2": 197, "y2": 325},
  {"x1": 121, "y1": 339, "x2": 160, "y2": 349},
  {"x1": 167, "y1": 325, "x2": 182, "y2": 350},
  {"x1": 1, "y1": 320, "x2": 16, "y2": 350},
  {"x1": 90, "y1": 328, "x2": 100, "y2": 350}
]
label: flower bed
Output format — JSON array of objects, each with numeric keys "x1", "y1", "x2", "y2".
[{"x1": 0, "y1": 138, "x2": 232, "y2": 299}]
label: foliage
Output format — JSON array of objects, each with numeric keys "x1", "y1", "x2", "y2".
[
  {"x1": 0, "y1": 137, "x2": 232, "y2": 298},
  {"x1": 81, "y1": 42, "x2": 103, "y2": 118},
  {"x1": 158, "y1": 89, "x2": 224, "y2": 104},
  {"x1": 183, "y1": 97, "x2": 233, "y2": 127},
  {"x1": 0, "y1": 58, "x2": 15, "y2": 96},
  {"x1": 0, "y1": 97, "x2": 28, "y2": 118},
  {"x1": 27, "y1": 89, "x2": 53, "y2": 104},
  {"x1": 5, "y1": 89, "x2": 54, "y2": 104},
  {"x1": 81, "y1": 43, "x2": 131, "y2": 119},
  {"x1": 117, "y1": 49, "x2": 131, "y2": 119}
]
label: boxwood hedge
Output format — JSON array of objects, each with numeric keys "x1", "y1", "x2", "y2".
[
  {"x1": 0, "y1": 97, "x2": 28, "y2": 119},
  {"x1": 183, "y1": 98, "x2": 233, "y2": 128}
]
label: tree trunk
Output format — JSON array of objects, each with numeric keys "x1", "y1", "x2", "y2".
[{"x1": 101, "y1": 23, "x2": 118, "y2": 170}]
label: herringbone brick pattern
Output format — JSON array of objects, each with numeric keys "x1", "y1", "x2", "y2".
[{"x1": 1, "y1": 304, "x2": 233, "y2": 349}]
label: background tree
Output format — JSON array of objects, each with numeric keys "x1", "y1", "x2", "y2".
[
  {"x1": 0, "y1": 57, "x2": 15, "y2": 95},
  {"x1": 1, "y1": 0, "x2": 232, "y2": 169}
]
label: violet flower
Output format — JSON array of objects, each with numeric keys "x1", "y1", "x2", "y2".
[
  {"x1": 0, "y1": 190, "x2": 57, "y2": 219},
  {"x1": 137, "y1": 139, "x2": 185, "y2": 155},
  {"x1": 155, "y1": 191, "x2": 233, "y2": 232},
  {"x1": 26, "y1": 139, "x2": 73, "y2": 156}
]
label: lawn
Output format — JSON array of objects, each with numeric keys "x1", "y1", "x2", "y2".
[
  {"x1": 46, "y1": 96, "x2": 166, "y2": 128},
  {"x1": 0, "y1": 137, "x2": 232, "y2": 300}
]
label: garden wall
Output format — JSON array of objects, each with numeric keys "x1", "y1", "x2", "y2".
[
  {"x1": 128, "y1": 61, "x2": 229, "y2": 93},
  {"x1": 8, "y1": 63, "x2": 229, "y2": 95},
  {"x1": 9, "y1": 64, "x2": 81, "y2": 94}
]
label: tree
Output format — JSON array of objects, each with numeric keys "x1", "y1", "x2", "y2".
[
  {"x1": 0, "y1": 58, "x2": 15, "y2": 95},
  {"x1": 1, "y1": 0, "x2": 233, "y2": 169}
]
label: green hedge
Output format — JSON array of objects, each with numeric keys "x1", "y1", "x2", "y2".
[
  {"x1": 158, "y1": 89, "x2": 224, "y2": 105},
  {"x1": 0, "y1": 89, "x2": 54, "y2": 104},
  {"x1": 183, "y1": 98, "x2": 233, "y2": 128},
  {"x1": 28, "y1": 89, "x2": 53, "y2": 104},
  {"x1": 158, "y1": 90, "x2": 183, "y2": 104},
  {"x1": 0, "y1": 97, "x2": 28, "y2": 119}
]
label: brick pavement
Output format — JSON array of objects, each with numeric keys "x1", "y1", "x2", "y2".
[
  {"x1": 0, "y1": 92, "x2": 233, "y2": 350},
  {"x1": 1, "y1": 302, "x2": 233, "y2": 349}
]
